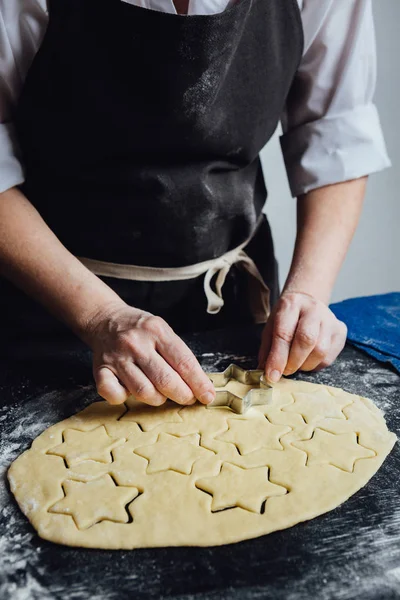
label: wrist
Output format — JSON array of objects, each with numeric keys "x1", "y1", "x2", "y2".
[
  {"x1": 283, "y1": 275, "x2": 333, "y2": 305},
  {"x1": 76, "y1": 297, "x2": 130, "y2": 348}
]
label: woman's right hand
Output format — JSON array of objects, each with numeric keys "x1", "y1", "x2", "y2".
[{"x1": 83, "y1": 301, "x2": 216, "y2": 407}]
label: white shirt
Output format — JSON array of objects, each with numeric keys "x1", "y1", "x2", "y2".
[{"x1": 0, "y1": 0, "x2": 391, "y2": 197}]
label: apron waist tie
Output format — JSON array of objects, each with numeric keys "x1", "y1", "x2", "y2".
[{"x1": 78, "y1": 220, "x2": 271, "y2": 324}]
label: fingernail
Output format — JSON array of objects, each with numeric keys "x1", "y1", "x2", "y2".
[
  {"x1": 267, "y1": 370, "x2": 281, "y2": 383},
  {"x1": 199, "y1": 392, "x2": 215, "y2": 405}
]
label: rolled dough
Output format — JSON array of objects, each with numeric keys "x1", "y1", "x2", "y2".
[{"x1": 8, "y1": 377, "x2": 396, "y2": 549}]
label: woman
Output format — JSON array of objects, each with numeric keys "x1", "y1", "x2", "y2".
[{"x1": 0, "y1": 0, "x2": 390, "y2": 406}]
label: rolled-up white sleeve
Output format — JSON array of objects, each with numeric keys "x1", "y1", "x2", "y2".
[
  {"x1": 0, "y1": 122, "x2": 25, "y2": 192},
  {"x1": 0, "y1": 0, "x2": 47, "y2": 193},
  {"x1": 280, "y1": 0, "x2": 391, "y2": 198}
]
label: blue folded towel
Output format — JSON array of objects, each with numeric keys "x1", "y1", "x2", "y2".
[{"x1": 330, "y1": 292, "x2": 400, "y2": 374}]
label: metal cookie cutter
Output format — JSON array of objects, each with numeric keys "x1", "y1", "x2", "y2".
[{"x1": 206, "y1": 364, "x2": 273, "y2": 415}]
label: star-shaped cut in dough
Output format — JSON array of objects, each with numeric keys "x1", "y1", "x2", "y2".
[
  {"x1": 282, "y1": 391, "x2": 352, "y2": 425},
  {"x1": 196, "y1": 463, "x2": 287, "y2": 513},
  {"x1": 293, "y1": 429, "x2": 376, "y2": 472},
  {"x1": 217, "y1": 418, "x2": 291, "y2": 455},
  {"x1": 120, "y1": 400, "x2": 183, "y2": 431},
  {"x1": 134, "y1": 433, "x2": 213, "y2": 475},
  {"x1": 49, "y1": 474, "x2": 138, "y2": 530},
  {"x1": 47, "y1": 426, "x2": 125, "y2": 467}
]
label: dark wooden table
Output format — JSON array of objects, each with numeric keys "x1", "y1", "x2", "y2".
[{"x1": 1, "y1": 326, "x2": 399, "y2": 600}]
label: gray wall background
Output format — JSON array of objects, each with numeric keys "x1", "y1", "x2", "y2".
[{"x1": 260, "y1": 0, "x2": 400, "y2": 303}]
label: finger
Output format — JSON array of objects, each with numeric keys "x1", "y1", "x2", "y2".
[
  {"x1": 299, "y1": 321, "x2": 332, "y2": 372},
  {"x1": 284, "y1": 312, "x2": 321, "y2": 375},
  {"x1": 118, "y1": 361, "x2": 167, "y2": 406},
  {"x1": 137, "y1": 352, "x2": 196, "y2": 405},
  {"x1": 264, "y1": 302, "x2": 300, "y2": 383},
  {"x1": 94, "y1": 366, "x2": 130, "y2": 405},
  {"x1": 311, "y1": 323, "x2": 347, "y2": 372},
  {"x1": 156, "y1": 333, "x2": 215, "y2": 405},
  {"x1": 257, "y1": 318, "x2": 274, "y2": 369}
]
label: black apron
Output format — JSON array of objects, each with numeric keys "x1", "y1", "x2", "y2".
[{"x1": 2, "y1": 0, "x2": 303, "y2": 354}]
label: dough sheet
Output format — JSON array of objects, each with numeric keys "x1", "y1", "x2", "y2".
[{"x1": 8, "y1": 375, "x2": 396, "y2": 549}]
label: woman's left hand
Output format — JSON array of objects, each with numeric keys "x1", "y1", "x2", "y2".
[{"x1": 258, "y1": 291, "x2": 347, "y2": 382}]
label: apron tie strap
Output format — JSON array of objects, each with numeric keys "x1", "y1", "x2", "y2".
[
  {"x1": 203, "y1": 250, "x2": 270, "y2": 324},
  {"x1": 78, "y1": 218, "x2": 271, "y2": 324}
]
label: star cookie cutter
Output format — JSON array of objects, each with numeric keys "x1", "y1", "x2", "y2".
[{"x1": 206, "y1": 364, "x2": 273, "y2": 415}]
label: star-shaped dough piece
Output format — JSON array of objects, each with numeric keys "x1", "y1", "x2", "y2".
[
  {"x1": 221, "y1": 380, "x2": 258, "y2": 397},
  {"x1": 178, "y1": 404, "x2": 236, "y2": 437},
  {"x1": 293, "y1": 429, "x2": 376, "y2": 472},
  {"x1": 217, "y1": 418, "x2": 291, "y2": 455},
  {"x1": 282, "y1": 391, "x2": 352, "y2": 425},
  {"x1": 134, "y1": 433, "x2": 213, "y2": 475},
  {"x1": 49, "y1": 475, "x2": 138, "y2": 530},
  {"x1": 121, "y1": 400, "x2": 183, "y2": 431},
  {"x1": 47, "y1": 426, "x2": 125, "y2": 467},
  {"x1": 196, "y1": 463, "x2": 287, "y2": 513}
]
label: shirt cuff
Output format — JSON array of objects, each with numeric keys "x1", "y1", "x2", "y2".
[
  {"x1": 0, "y1": 122, "x2": 25, "y2": 193},
  {"x1": 280, "y1": 103, "x2": 391, "y2": 198}
]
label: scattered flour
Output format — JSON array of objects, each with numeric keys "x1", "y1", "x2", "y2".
[
  {"x1": 198, "y1": 352, "x2": 255, "y2": 373},
  {"x1": 0, "y1": 387, "x2": 96, "y2": 599}
]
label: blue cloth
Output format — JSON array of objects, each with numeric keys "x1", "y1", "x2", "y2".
[{"x1": 330, "y1": 293, "x2": 400, "y2": 374}]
